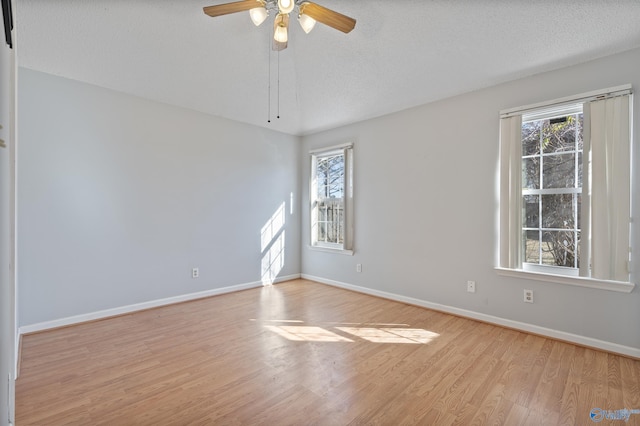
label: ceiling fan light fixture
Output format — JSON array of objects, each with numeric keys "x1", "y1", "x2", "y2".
[
  {"x1": 298, "y1": 13, "x2": 316, "y2": 34},
  {"x1": 249, "y1": 5, "x2": 268, "y2": 26},
  {"x1": 249, "y1": 0, "x2": 269, "y2": 27},
  {"x1": 273, "y1": 13, "x2": 289, "y2": 43},
  {"x1": 203, "y1": 0, "x2": 356, "y2": 51},
  {"x1": 277, "y1": 0, "x2": 294, "y2": 15}
]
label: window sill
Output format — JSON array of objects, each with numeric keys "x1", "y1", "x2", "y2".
[
  {"x1": 308, "y1": 245, "x2": 354, "y2": 256},
  {"x1": 495, "y1": 267, "x2": 635, "y2": 293}
]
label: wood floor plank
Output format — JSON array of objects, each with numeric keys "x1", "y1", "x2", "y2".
[
  {"x1": 502, "y1": 402, "x2": 529, "y2": 426},
  {"x1": 15, "y1": 279, "x2": 640, "y2": 425},
  {"x1": 483, "y1": 394, "x2": 515, "y2": 426},
  {"x1": 528, "y1": 341, "x2": 568, "y2": 414},
  {"x1": 621, "y1": 356, "x2": 640, "y2": 408},
  {"x1": 468, "y1": 383, "x2": 507, "y2": 426}
]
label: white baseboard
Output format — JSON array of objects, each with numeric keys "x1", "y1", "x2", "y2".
[
  {"x1": 301, "y1": 274, "x2": 640, "y2": 359},
  {"x1": 19, "y1": 274, "x2": 301, "y2": 335}
]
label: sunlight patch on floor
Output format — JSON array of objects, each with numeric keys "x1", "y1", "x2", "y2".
[
  {"x1": 262, "y1": 321, "x2": 440, "y2": 344},
  {"x1": 265, "y1": 325, "x2": 353, "y2": 342},
  {"x1": 337, "y1": 327, "x2": 439, "y2": 344}
]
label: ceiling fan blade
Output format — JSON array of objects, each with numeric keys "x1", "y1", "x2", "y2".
[
  {"x1": 299, "y1": 2, "x2": 356, "y2": 34},
  {"x1": 203, "y1": 0, "x2": 260, "y2": 18}
]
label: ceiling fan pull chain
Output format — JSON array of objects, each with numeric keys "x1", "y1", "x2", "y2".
[
  {"x1": 277, "y1": 49, "x2": 281, "y2": 119},
  {"x1": 202, "y1": 1, "x2": 356, "y2": 126},
  {"x1": 267, "y1": 26, "x2": 272, "y2": 123}
]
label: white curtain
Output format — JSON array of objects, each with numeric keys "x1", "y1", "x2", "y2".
[
  {"x1": 499, "y1": 115, "x2": 523, "y2": 269},
  {"x1": 579, "y1": 103, "x2": 592, "y2": 278},
  {"x1": 588, "y1": 95, "x2": 631, "y2": 282}
]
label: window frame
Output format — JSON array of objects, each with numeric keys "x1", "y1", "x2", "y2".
[
  {"x1": 310, "y1": 143, "x2": 354, "y2": 255},
  {"x1": 521, "y1": 105, "x2": 583, "y2": 273},
  {"x1": 497, "y1": 85, "x2": 635, "y2": 293}
]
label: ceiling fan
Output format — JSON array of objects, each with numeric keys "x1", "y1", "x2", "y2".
[{"x1": 203, "y1": 0, "x2": 356, "y2": 51}]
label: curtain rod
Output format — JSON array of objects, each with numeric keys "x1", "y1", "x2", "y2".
[
  {"x1": 500, "y1": 84, "x2": 632, "y2": 119},
  {"x1": 309, "y1": 142, "x2": 353, "y2": 154}
]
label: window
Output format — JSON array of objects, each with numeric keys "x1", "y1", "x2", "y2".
[
  {"x1": 310, "y1": 144, "x2": 353, "y2": 253},
  {"x1": 499, "y1": 86, "x2": 633, "y2": 289},
  {"x1": 522, "y1": 104, "x2": 583, "y2": 274}
]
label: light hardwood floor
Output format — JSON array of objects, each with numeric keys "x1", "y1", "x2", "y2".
[{"x1": 16, "y1": 279, "x2": 640, "y2": 425}]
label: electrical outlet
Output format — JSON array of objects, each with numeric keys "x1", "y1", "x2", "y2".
[
  {"x1": 192, "y1": 268, "x2": 199, "y2": 279},
  {"x1": 467, "y1": 280, "x2": 476, "y2": 293},
  {"x1": 356, "y1": 264, "x2": 362, "y2": 273},
  {"x1": 524, "y1": 289, "x2": 534, "y2": 303}
]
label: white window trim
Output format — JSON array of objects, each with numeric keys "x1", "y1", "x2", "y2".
[
  {"x1": 309, "y1": 142, "x2": 353, "y2": 154},
  {"x1": 498, "y1": 85, "x2": 635, "y2": 292},
  {"x1": 310, "y1": 143, "x2": 354, "y2": 254},
  {"x1": 495, "y1": 267, "x2": 634, "y2": 293},
  {"x1": 307, "y1": 245, "x2": 354, "y2": 256}
]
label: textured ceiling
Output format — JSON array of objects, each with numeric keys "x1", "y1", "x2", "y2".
[{"x1": 16, "y1": 0, "x2": 640, "y2": 135}]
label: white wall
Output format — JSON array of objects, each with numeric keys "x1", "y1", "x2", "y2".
[
  {"x1": 17, "y1": 48, "x2": 640, "y2": 355},
  {"x1": 0, "y1": 6, "x2": 16, "y2": 424},
  {"x1": 301, "y1": 47, "x2": 640, "y2": 352},
  {"x1": 18, "y1": 68, "x2": 301, "y2": 327}
]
